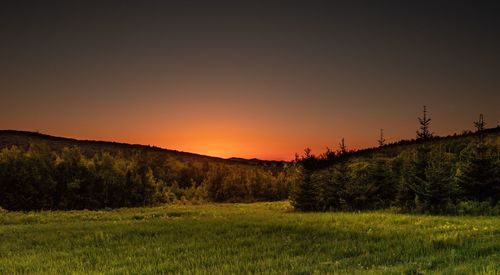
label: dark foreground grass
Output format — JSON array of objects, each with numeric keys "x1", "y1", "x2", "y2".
[{"x1": 0, "y1": 202, "x2": 498, "y2": 274}]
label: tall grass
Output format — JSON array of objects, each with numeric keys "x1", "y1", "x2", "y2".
[{"x1": 0, "y1": 202, "x2": 498, "y2": 274}]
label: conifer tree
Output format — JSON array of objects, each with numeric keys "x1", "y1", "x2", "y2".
[
  {"x1": 416, "y1": 105, "x2": 433, "y2": 140},
  {"x1": 474, "y1": 113, "x2": 486, "y2": 147},
  {"x1": 368, "y1": 158, "x2": 396, "y2": 208},
  {"x1": 396, "y1": 161, "x2": 417, "y2": 210},
  {"x1": 474, "y1": 113, "x2": 486, "y2": 132},
  {"x1": 325, "y1": 139, "x2": 350, "y2": 210},
  {"x1": 291, "y1": 148, "x2": 319, "y2": 211},
  {"x1": 338, "y1": 138, "x2": 348, "y2": 156},
  {"x1": 378, "y1": 129, "x2": 386, "y2": 147},
  {"x1": 457, "y1": 115, "x2": 499, "y2": 204},
  {"x1": 421, "y1": 152, "x2": 457, "y2": 213},
  {"x1": 398, "y1": 107, "x2": 434, "y2": 211}
]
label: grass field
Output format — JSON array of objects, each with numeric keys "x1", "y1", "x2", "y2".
[{"x1": 0, "y1": 202, "x2": 499, "y2": 274}]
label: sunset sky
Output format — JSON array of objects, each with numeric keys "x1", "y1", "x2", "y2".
[{"x1": 1, "y1": 1, "x2": 499, "y2": 160}]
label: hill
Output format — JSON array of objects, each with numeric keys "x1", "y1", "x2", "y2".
[
  {"x1": 0, "y1": 130, "x2": 295, "y2": 211},
  {"x1": 1, "y1": 128, "x2": 499, "y2": 213},
  {"x1": 292, "y1": 127, "x2": 500, "y2": 214},
  {"x1": 0, "y1": 130, "x2": 243, "y2": 164},
  {"x1": 344, "y1": 126, "x2": 500, "y2": 159}
]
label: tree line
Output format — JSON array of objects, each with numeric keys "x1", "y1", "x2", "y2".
[
  {"x1": 0, "y1": 145, "x2": 298, "y2": 211},
  {"x1": 292, "y1": 108, "x2": 500, "y2": 214},
  {"x1": 1, "y1": 107, "x2": 498, "y2": 214}
]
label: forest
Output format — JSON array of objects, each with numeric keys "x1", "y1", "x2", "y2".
[
  {"x1": 0, "y1": 110, "x2": 499, "y2": 214},
  {"x1": 0, "y1": 133, "x2": 297, "y2": 211},
  {"x1": 292, "y1": 111, "x2": 500, "y2": 214}
]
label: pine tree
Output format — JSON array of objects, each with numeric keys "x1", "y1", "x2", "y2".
[
  {"x1": 400, "y1": 145, "x2": 430, "y2": 210},
  {"x1": 457, "y1": 150, "x2": 498, "y2": 203},
  {"x1": 416, "y1": 105, "x2": 433, "y2": 140},
  {"x1": 474, "y1": 113, "x2": 486, "y2": 132},
  {"x1": 422, "y1": 152, "x2": 457, "y2": 213},
  {"x1": 400, "y1": 148, "x2": 457, "y2": 213},
  {"x1": 377, "y1": 129, "x2": 386, "y2": 147},
  {"x1": 319, "y1": 160, "x2": 350, "y2": 211},
  {"x1": 399, "y1": 105, "x2": 434, "y2": 211},
  {"x1": 368, "y1": 158, "x2": 396, "y2": 208},
  {"x1": 291, "y1": 148, "x2": 319, "y2": 211},
  {"x1": 397, "y1": 160, "x2": 417, "y2": 211},
  {"x1": 322, "y1": 138, "x2": 351, "y2": 210},
  {"x1": 474, "y1": 113, "x2": 486, "y2": 149},
  {"x1": 338, "y1": 138, "x2": 348, "y2": 155},
  {"x1": 457, "y1": 115, "x2": 499, "y2": 204}
]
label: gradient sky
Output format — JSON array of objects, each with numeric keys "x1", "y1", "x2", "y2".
[{"x1": 1, "y1": 1, "x2": 499, "y2": 160}]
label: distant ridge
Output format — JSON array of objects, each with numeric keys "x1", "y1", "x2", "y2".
[
  {"x1": 1, "y1": 127, "x2": 499, "y2": 164},
  {"x1": 0, "y1": 129, "x2": 211, "y2": 156},
  {"x1": 227, "y1": 157, "x2": 287, "y2": 167},
  {"x1": 0, "y1": 130, "x2": 279, "y2": 165}
]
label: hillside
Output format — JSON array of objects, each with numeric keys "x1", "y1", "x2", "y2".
[
  {"x1": 0, "y1": 130, "x2": 295, "y2": 211},
  {"x1": 2, "y1": 127, "x2": 498, "y2": 166},
  {"x1": 341, "y1": 126, "x2": 500, "y2": 160},
  {"x1": 1, "y1": 128, "x2": 499, "y2": 212},
  {"x1": 0, "y1": 130, "x2": 237, "y2": 164},
  {"x1": 292, "y1": 127, "x2": 500, "y2": 214}
]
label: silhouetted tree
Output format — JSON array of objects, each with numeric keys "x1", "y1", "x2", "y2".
[
  {"x1": 338, "y1": 138, "x2": 348, "y2": 156},
  {"x1": 1, "y1": 125, "x2": 499, "y2": 213},
  {"x1": 474, "y1": 114, "x2": 486, "y2": 132},
  {"x1": 399, "y1": 106, "x2": 435, "y2": 210},
  {"x1": 474, "y1": 113, "x2": 486, "y2": 146},
  {"x1": 378, "y1": 129, "x2": 386, "y2": 147},
  {"x1": 417, "y1": 105, "x2": 433, "y2": 140}
]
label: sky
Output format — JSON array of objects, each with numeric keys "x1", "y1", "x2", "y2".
[{"x1": 1, "y1": 1, "x2": 499, "y2": 160}]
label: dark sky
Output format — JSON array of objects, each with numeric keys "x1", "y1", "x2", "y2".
[{"x1": 1, "y1": 1, "x2": 499, "y2": 160}]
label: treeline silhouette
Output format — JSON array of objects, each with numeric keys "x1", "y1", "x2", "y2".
[
  {"x1": 1, "y1": 108, "x2": 498, "y2": 214},
  {"x1": 292, "y1": 109, "x2": 500, "y2": 214},
  {"x1": 0, "y1": 140, "x2": 298, "y2": 211}
]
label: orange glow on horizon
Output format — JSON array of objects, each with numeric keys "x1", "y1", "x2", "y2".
[
  {"x1": 48, "y1": 129, "x2": 383, "y2": 161},
  {"x1": 1, "y1": 1, "x2": 499, "y2": 162}
]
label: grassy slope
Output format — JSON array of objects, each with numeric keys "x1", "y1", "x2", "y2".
[{"x1": 0, "y1": 202, "x2": 498, "y2": 274}]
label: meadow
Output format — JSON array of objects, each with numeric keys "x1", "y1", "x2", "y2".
[{"x1": 0, "y1": 201, "x2": 498, "y2": 274}]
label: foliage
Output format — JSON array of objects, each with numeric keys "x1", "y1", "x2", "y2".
[
  {"x1": 0, "y1": 144, "x2": 297, "y2": 210},
  {"x1": 291, "y1": 128, "x2": 500, "y2": 214}
]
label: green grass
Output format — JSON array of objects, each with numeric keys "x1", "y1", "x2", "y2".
[{"x1": 0, "y1": 202, "x2": 498, "y2": 274}]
